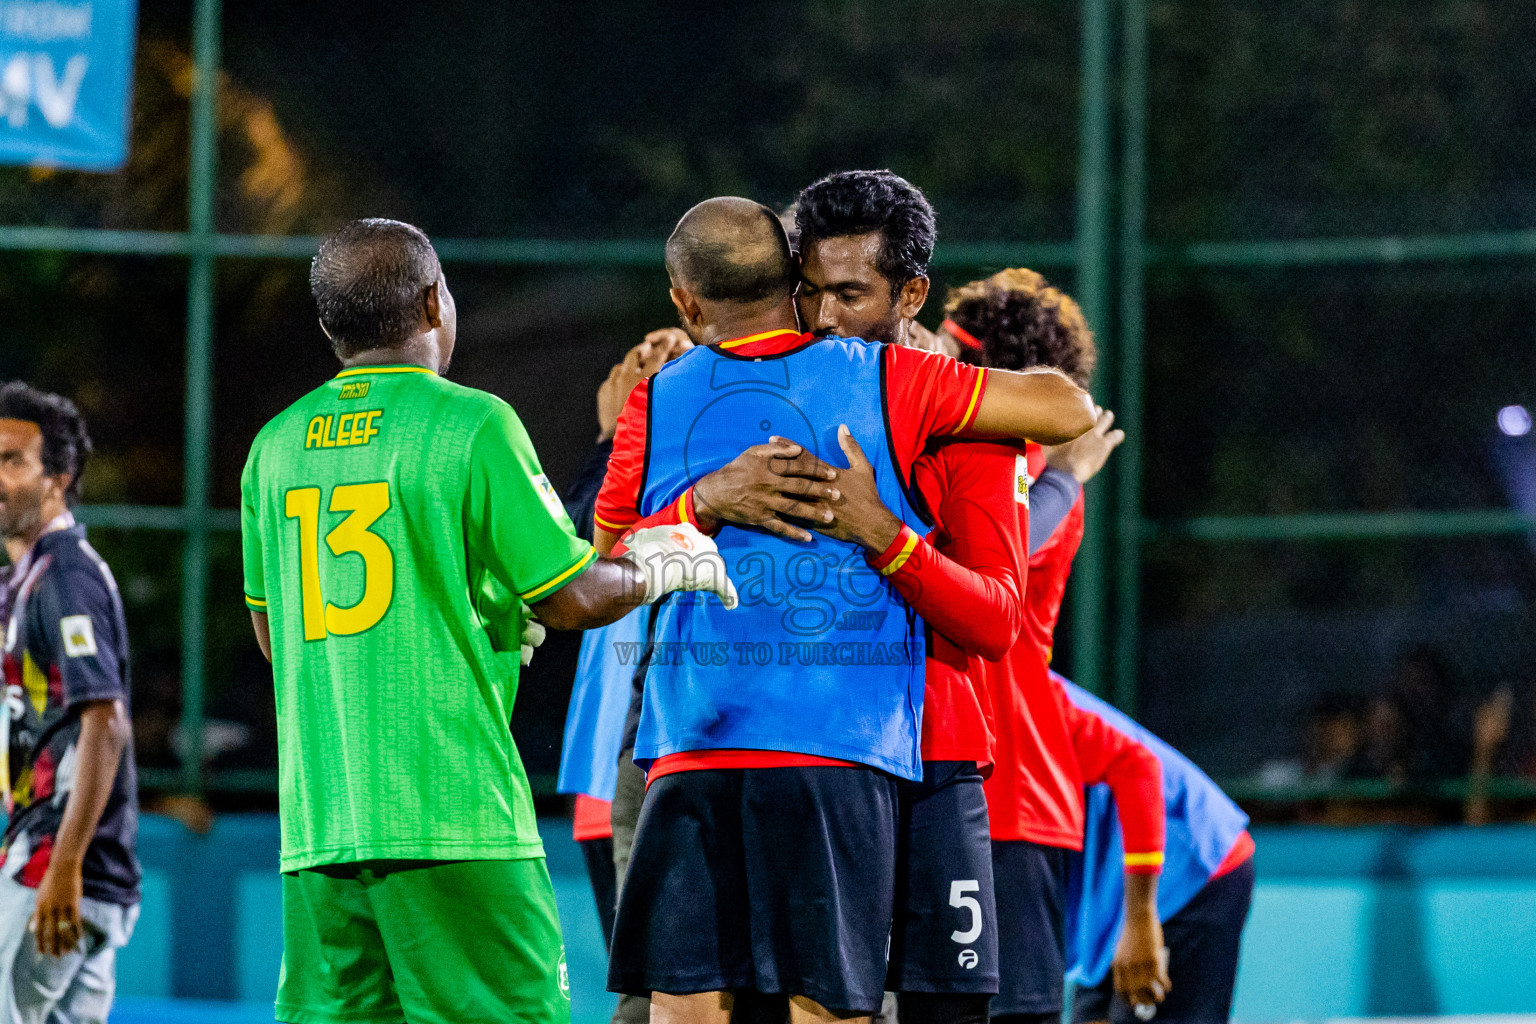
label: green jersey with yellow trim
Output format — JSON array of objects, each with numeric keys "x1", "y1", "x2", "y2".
[{"x1": 240, "y1": 365, "x2": 595, "y2": 871}]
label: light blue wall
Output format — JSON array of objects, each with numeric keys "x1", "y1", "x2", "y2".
[
  {"x1": 119, "y1": 817, "x2": 1536, "y2": 1020},
  {"x1": 1233, "y1": 827, "x2": 1536, "y2": 1019}
]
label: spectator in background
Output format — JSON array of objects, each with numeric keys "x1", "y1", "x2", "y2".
[
  {"x1": 130, "y1": 653, "x2": 216, "y2": 836},
  {"x1": 1465, "y1": 679, "x2": 1536, "y2": 825},
  {"x1": 126, "y1": 653, "x2": 178, "y2": 774},
  {"x1": 1269, "y1": 648, "x2": 1468, "y2": 794},
  {"x1": 0, "y1": 383, "x2": 141, "y2": 1024},
  {"x1": 1493, "y1": 679, "x2": 1536, "y2": 778},
  {"x1": 1387, "y1": 646, "x2": 1471, "y2": 784},
  {"x1": 1354, "y1": 694, "x2": 1406, "y2": 786},
  {"x1": 1258, "y1": 693, "x2": 1386, "y2": 791},
  {"x1": 1302, "y1": 694, "x2": 1366, "y2": 786}
]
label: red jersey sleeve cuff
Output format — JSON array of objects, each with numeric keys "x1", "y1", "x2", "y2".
[
  {"x1": 593, "y1": 511, "x2": 638, "y2": 533},
  {"x1": 869, "y1": 525, "x2": 922, "y2": 576},
  {"x1": 613, "y1": 488, "x2": 704, "y2": 557},
  {"x1": 1123, "y1": 850, "x2": 1165, "y2": 875},
  {"x1": 675, "y1": 488, "x2": 701, "y2": 529}
]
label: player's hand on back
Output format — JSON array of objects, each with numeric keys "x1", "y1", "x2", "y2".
[
  {"x1": 1043, "y1": 407, "x2": 1125, "y2": 484},
  {"x1": 691, "y1": 438, "x2": 841, "y2": 542},
  {"x1": 640, "y1": 327, "x2": 693, "y2": 365},
  {"x1": 808, "y1": 425, "x2": 903, "y2": 553},
  {"x1": 622, "y1": 523, "x2": 739, "y2": 609}
]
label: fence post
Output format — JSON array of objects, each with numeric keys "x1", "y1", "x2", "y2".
[
  {"x1": 1072, "y1": 0, "x2": 1115, "y2": 695},
  {"x1": 1113, "y1": 0, "x2": 1147, "y2": 712},
  {"x1": 180, "y1": 0, "x2": 222, "y2": 795}
]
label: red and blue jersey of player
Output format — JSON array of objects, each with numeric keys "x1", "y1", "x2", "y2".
[
  {"x1": 596, "y1": 328, "x2": 1164, "y2": 873},
  {"x1": 595, "y1": 327, "x2": 986, "y2": 779},
  {"x1": 572, "y1": 431, "x2": 1012, "y2": 837}
]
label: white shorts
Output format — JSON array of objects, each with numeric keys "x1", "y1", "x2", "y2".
[{"x1": 0, "y1": 874, "x2": 138, "y2": 1024}]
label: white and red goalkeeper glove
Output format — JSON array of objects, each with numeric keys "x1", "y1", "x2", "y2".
[{"x1": 619, "y1": 523, "x2": 739, "y2": 609}]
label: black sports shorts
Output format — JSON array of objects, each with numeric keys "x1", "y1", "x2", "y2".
[
  {"x1": 992, "y1": 839, "x2": 1070, "y2": 1016},
  {"x1": 607, "y1": 764, "x2": 900, "y2": 1015},
  {"x1": 886, "y1": 761, "x2": 999, "y2": 995}
]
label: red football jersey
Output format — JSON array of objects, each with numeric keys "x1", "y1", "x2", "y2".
[
  {"x1": 979, "y1": 442, "x2": 1091, "y2": 846},
  {"x1": 895, "y1": 438, "x2": 1026, "y2": 764}
]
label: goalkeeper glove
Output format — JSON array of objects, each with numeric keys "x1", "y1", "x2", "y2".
[
  {"x1": 621, "y1": 523, "x2": 739, "y2": 609},
  {"x1": 519, "y1": 601, "x2": 546, "y2": 666}
]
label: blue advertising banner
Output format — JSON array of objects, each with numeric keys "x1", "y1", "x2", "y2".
[{"x1": 0, "y1": 0, "x2": 137, "y2": 171}]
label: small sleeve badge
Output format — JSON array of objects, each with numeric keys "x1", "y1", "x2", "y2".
[
  {"x1": 532, "y1": 474, "x2": 567, "y2": 518},
  {"x1": 1015, "y1": 454, "x2": 1032, "y2": 507},
  {"x1": 60, "y1": 615, "x2": 98, "y2": 658}
]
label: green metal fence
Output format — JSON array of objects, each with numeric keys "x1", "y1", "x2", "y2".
[{"x1": 9, "y1": 0, "x2": 1535, "y2": 795}]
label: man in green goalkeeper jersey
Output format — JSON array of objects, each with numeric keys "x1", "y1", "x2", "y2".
[{"x1": 240, "y1": 218, "x2": 736, "y2": 1024}]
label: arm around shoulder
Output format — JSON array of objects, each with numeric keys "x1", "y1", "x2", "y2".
[{"x1": 971, "y1": 367, "x2": 1096, "y2": 446}]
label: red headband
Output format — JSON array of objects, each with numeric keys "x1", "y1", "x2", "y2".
[{"x1": 941, "y1": 318, "x2": 984, "y2": 352}]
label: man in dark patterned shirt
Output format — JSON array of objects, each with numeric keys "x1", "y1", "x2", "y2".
[{"x1": 0, "y1": 382, "x2": 138, "y2": 1024}]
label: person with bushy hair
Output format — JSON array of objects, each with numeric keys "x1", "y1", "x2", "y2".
[
  {"x1": 943, "y1": 267, "x2": 1096, "y2": 387},
  {"x1": 944, "y1": 269, "x2": 1150, "y2": 1024}
]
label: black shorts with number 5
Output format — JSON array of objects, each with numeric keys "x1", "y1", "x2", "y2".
[{"x1": 886, "y1": 760, "x2": 1000, "y2": 995}]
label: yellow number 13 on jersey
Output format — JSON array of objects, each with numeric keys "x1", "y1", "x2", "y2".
[{"x1": 284, "y1": 482, "x2": 395, "y2": 641}]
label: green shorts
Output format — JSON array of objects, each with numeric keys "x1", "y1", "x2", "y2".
[{"x1": 276, "y1": 858, "x2": 571, "y2": 1024}]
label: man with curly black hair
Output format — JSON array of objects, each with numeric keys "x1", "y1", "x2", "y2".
[{"x1": 0, "y1": 382, "x2": 141, "y2": 1024}]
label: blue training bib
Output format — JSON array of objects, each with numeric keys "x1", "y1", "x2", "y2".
[
  {"x1": 634, "y1": 336, "x2": 929, "y2": 780},
  {"x1": 1058, "y1": 675, "x2": 1250, "y2": 987},
  {"x1": 557, "y1": 610, "x2": 648, "y2": 800}
]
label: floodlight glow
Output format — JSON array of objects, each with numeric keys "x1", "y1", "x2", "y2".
[{"x1": 1498, "y1": 405, "x2": 1532, "y2": 437}]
